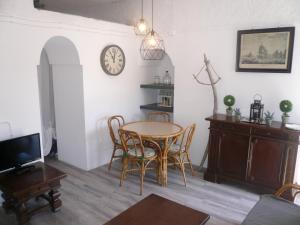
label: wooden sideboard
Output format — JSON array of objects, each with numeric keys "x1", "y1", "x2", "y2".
[{"x1": 204, "y1": 114, "x2": 300, "y2": 197}]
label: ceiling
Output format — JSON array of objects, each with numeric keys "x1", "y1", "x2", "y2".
[
  {"x1": 37, "y1": 0, "x2": 139, "y2": 25},
  {"x1": 36, "y1": 0, "x2": 174, "y2": 33}
]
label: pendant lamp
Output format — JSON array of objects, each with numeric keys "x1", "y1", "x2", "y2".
[
  {"x1": 140, "y1": 0, "x2": 165, "y2": 60},
  {"x1": 134, "y1": 0, "x2": 150, "y2": 35}
]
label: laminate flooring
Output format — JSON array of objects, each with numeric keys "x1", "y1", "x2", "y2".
[{"x1": 0, "y1": 159, "x2": 259, "y2": 225}]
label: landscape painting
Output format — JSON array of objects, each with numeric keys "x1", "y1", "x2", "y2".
[{"x1": 236, "y1": 27, "x2": 295, "y2": 73}]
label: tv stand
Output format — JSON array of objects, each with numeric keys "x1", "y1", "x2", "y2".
[{"x1": 0, "y1": 162, "x2": 67, "y2": 225}]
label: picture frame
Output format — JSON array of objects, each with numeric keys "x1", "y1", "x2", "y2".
[{"x1": 236, "y1": 27, "x2": 295, "y2": 73}]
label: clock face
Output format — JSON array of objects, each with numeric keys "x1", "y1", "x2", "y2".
[{"x1": 100, "y1": 45, "x2": 125, "y2": 76}]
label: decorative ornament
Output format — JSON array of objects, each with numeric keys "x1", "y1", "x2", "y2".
[
  {"x1": 193, "y1": 54, "x2": 221, "y2": 115},
  {"x1": 280, "y1": 100, "x2": 293, "y2": 124},
  {"x1": 140, "y1": 0, "x2": 165, "y2": 60},
  {"x1": 264, "y1": 111, "x2": 274, "y2": 127},
  {"x1": 249, "y1": 94, "x2": 264, "y2": 123},
  {"x1": 193, "y1": 54, "x2": 221, "y2": 170},
  {"x1": 100, "y1": 45, "x2": 125, "y2": 76},
  {"x1": 224, "y1": 95, "x2": 235, "y2": 117}
]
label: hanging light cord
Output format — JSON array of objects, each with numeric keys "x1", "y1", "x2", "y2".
[
  {"x1": 141, "y1": 0, "x2": 144, "y2": 19},
  {"x1": 151, "y1": 0, "x2": 154, "y2": 31}
]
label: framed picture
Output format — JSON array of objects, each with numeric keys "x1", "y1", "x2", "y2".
[{"x1": 236, "y1": 27, "x2": 295, "y2": 73}]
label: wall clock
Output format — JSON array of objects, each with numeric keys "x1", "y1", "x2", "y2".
[{"x1": 100, "y1": 45, "x2": 126, "y2": 76}]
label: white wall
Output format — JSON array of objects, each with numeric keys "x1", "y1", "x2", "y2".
[
  {"x1": 52, "y1": 64, "x2": 87, "y2": 169},
  {"x1": 39, "y1": 49, "x2": 53, "y2": 130},
  {"x1": 0, "y1": 0, "x2": 149, "y2": 170},
  {"x1": 168, "y1": 0, "x2": 300, "y2": 168},
  {"x1": 38, "y1": 49, "x2": 56, "y2": 156}
]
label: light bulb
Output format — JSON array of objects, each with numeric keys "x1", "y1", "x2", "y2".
[
  {"x1": 148, "y1": 36, "x2": 157, "y2": 47},
  {"x1": 138, "y1": 21, "x2": 147, "y2": 33}
]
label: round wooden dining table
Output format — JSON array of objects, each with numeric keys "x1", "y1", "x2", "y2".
[{"x1": 121, "y1": 121, "x2": 183, "y2": 187}]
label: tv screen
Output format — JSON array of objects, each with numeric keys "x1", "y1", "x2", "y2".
[{"x1": 0, "y1": 133, "x2": 41, "y2": 171}]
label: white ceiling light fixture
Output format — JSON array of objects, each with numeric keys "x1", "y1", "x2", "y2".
[
  {"x1": 134, "y1": 0, "x2": 150, "y2": 36},
  {"x1": 140, "y1": 0, "x2": 165, "y2": 60}
]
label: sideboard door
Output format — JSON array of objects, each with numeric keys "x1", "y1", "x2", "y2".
[
  {"x1": 204, "y1": 129, "x2": 221, "y2": 182},
  {"x1": 218, "y1": 132, "x2": 249, "y2": 180},
  {"x1": 247, "y1": 137, "x2": 287, "y2": 190}
]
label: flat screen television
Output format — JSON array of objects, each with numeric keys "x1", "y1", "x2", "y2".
[{"x1": 0, "y1": 133, "x2": 41, "y2": 171}]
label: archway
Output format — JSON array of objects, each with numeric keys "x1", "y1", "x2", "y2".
[{"x1": 37, "y1": 36, "x2": 87, "y2": 170}]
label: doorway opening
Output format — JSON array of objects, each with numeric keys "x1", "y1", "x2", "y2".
[{"x1": 37, "y1": 36, "x2": 87, "y2": 170}]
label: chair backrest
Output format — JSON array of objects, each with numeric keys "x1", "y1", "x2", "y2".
[
  {"x1": 178, "y1": 124, "x2": 196, "y2": 151},
  {"x1": 148, "y1": 111, "x2": 171, "y2": 122},
  {"x1": 118, "y1": 129, "x2": 145, "y2": 158},
  {"x1": 108, "y1": 115, "x2": 125, "y2": 144}
]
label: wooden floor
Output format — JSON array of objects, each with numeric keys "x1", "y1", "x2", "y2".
[{"x1": 0, "y1": 159, "x2": 259, "y2": 225}]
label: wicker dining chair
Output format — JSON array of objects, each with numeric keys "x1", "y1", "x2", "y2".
[
  {"x1": 107, "y1": 115, "x2": 125, "y2": 171},
  {"x1": 148, "y1": 111, "x2": 171, "y2": 122},
  {"x1": 118, "y1": 129, "x2": 161, "y2": 195},
  {"x1": 167, "y1": 124, "x2": 196, "y2": 186}
]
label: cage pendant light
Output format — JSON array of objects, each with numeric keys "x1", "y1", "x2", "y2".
[
  {"x1": 140, "y1": 0, "x2": 165, "y2": 60},
  {"x1": 134, "y1": 0, "x2": 150, "y2": 36}
]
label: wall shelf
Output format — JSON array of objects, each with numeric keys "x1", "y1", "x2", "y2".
[
  {"x1": 140, "y1": 84, "x2": 174, "y2": 90},
  {"x1": 140, "y1": 103, "x2": 173, "y2": 113}
]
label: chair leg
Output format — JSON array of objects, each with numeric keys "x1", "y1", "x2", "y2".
[
  {"x1": 178, "y1": 155, "x2": 187, "y2": 187},
  {"x1": 155, "y1": 158, "x2": 161, "y2": 184},
  {"x1": 140, "y1": 161, "x2": 145, "y2": 195},
  {"x1": 185, "y1": 152, "x2": 195, "y2": 176},
  {"x1": 120, "y1": 157, "x2": 128, "y2": 187},
  {"x1": 108, "y1": 145, "x2": 117, "y2": 171},
  {"x1": 173, "y1": 157, "x2": 177, "y2": 170}
]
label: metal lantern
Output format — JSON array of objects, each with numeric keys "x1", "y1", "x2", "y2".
[
  {"x1": 250, "y1": 94, "x2": 264, "y2": 123},
  {"x1": 140, "y1": 0, "x2": 165, "y2": 60},
  {"x1": 140, "y1": 30, "x2": 165, "y2": 60},
  {"x1": 134, "y1": 0, "x2": 150, "y2": 36}
]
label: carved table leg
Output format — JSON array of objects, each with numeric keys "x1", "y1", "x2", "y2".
[
  {"x1": 2, "y1": 193, "x2": 14, "y2": 213},
  {"x1": 48, "y1": 189, "x2": 62, "y2": 212},
  {"x1": 16, "y1": 203, "x2": 29, "y2": 225}
]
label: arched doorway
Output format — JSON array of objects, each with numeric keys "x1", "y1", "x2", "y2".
[{"x1": 37, "y1": 36, "x2": 87, "y2": 170}]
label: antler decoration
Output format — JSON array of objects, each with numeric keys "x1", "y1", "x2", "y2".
[
  {"x1": 193, "y1": 54, "x2": 221, "y2": 170},
  {"x1": 193, "y1": 54, "x2": 221, "y2": 115}
]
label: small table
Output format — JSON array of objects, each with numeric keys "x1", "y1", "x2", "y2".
[
  {"x1": 121, "y1": 121, "x2": 183, "y2": 186},
  {"x1": 0, "y1": 163, "x2": 67, "y2": 225},
  {"x1": 104, "y1": 194, "x2": 210, "y2": 225}
]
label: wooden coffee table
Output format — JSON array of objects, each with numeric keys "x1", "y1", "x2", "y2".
[
  {"x1": 104, "y1": 194, "x2": 210, "y2": 225},
  {"x1": 0, "y1": 162, "x2": 67, "y2": 225}
]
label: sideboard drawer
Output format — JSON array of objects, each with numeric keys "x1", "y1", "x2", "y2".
[
  {"x1": 210, "y1": 122, "x2": 250, "y2": 134},
  {"x1": 252, "y1": 128, "x2": 288, "y2": 140},
  {"x1": 222, "y1": 123, "x2": 250, "y2": 133},
  {"x1": 288, "y1": 133, "x2": 300, "y2": 142}
]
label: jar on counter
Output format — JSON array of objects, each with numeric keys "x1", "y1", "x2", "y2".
[{"x1": 163, "y1": 71, "x2": 171, "y2": 85}]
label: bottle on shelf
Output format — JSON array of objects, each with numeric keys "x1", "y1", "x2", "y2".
[
  {"x1": 153, "y1": 75, "x2": 160, "y2": 84},
  {"x1": 163, "y1": 71, "x2": 171, "y2": 85}
]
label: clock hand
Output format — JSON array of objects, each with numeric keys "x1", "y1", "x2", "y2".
[
  {"x1": 109, "y1": 50, "x2": 114, "y2": 59},
  {"x1": 113, "y1": 52, "x2": 116, "y2": 63}
]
